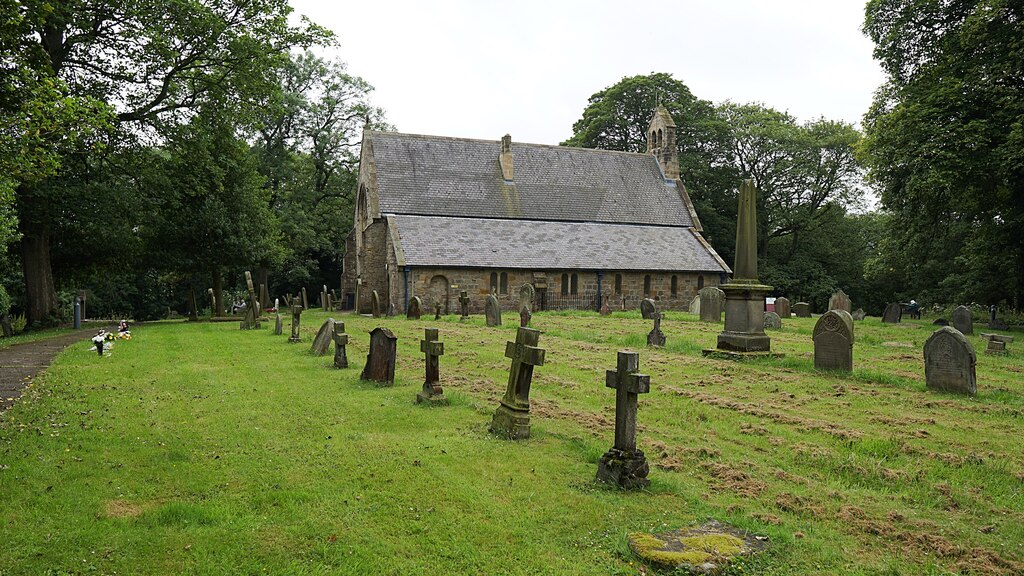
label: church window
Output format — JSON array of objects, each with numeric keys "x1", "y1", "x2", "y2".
[
  {"x1": 570, "y1": 273, "x2": 578, "y2": 295},
  {"x1": 561, "y1": 273, "x2": 569, "y2": 295},
  {"x1": 499, "y1": 272, "x2": 508, "y2": 295},
  {"x1": 490, "y1": 272, "x2": 498, "y2": 293},
  {"x1": 651, "y1": 130, "x2": 657, "y2": 146},
  {"x1": 698, "y1": 275, "x2": 705, "y2": 289},
  {"x1": 671, "y1": 275, "x2": 678, "y2": 297},
  {"x1": 644, "y1": 275, "x2": 652, "y2": 296},
  {"x1": 657, "y1": 129, "x2": 663, "y2": 148},
  {"x1": 614, "y1": 274, "x2": 622, "y2": 294}
]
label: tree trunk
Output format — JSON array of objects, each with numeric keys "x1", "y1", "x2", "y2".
[
  {"x1": 256, "y1": 267, "x2": 269, "y2": 308},
  {"x1": 212, "y1": 269, "x2": 224, "y2": 316},
  {"x1": 20, "y1": 222, "x2": 58, "y2": 327}
]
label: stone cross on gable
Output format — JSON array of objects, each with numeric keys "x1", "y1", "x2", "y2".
[
  {"x1": 417, "y1": 328, "x2": 447, "y2": 404},
  {"x1": 605, "y1": 351, "x2": 651, "y2": 452},
  {"x1": 289, "y1": 296, "x2": 302, "y2": 343},
  {"x1": 459, "y1": 290, "x2": 470, "y2": 320},
  {"x1": 332, "y1": 322, "x2": 349, "y2": 369}
]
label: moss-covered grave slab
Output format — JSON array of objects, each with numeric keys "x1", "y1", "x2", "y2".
[{"x1": 628, "y1": 519, "x2": 768, "y2": 574}]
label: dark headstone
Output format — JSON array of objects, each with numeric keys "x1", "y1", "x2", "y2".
[
  {"x1": 519, "y1": 306, "x2": 532, "y2": 327},
  {"x1": 301, "y1": 287, "x2": 309, "y2": 311},
  {"x1": 828, "y1": 289, "x2": 852, "y2": 313},
  {"x1": 813, "y1": 310, "x2": 854, "y2": 373},
  {"x1": 416, "y1": 328, "x2": 447, "y2": 405},
  {"x1": 646, "y1": 313, "x2": 665, "y2": 347},
  {"x1": 274, "y1": 312, "x2": 283, "y2": 335},
  {"x1": 933, "y1": 318, "x2": 949, "y2": 326},
  {"x1": 361, "y1": 327, "x2": 398, "y2": 386},
  {"x1": 852, "y1": 308, "x2": 866, "y2": 321},
  {"x1": 288, "y1": 297, "x2": 302, "y2": 343},
  {"x1": 459, "y1": 290, "x2": 470, "y2": 320},
  {"x1": 485, "y1": 292, "x2": 502, "y2": 327},
  {"x1": 310, "y1": 318, "x2": 336, "y2": 356},
  {"x1": 371, "y1": 290, "x2": 382, "y2": 318},
  {"x1": 774, "y1": 297, "x2": 791, "y2": 318},
  {"x1": 699, "y1": 287, "x2": 725, "y2": 322},
  {"x1": 490, "y1": 327, "x2": 546, "y2": 439},
  {"x1": 924, "y1": 327, "x2": 976, "y2": 396},
  {"x1": 407, "y1": 296, "x2": 422, "y2": 320},
  {"x1": 332, "y1": 322, "x2": 349, "y2": 368},
  {"x1": 640, "y1": 298, "x2": 658, "y2": 320},
  {"x1": 596, "y1": 350, "x2": 651, "y2": 490},
  {"x1": 763, "y1": 311, "x2": 782, "y2": 330},
  {"x1": 882, "y1": 302, "x2": 902, "y2": 323},
  {"x1": 951, "y1": 305, "x2": 973, "y2": 335},
  {"x1": 434, "y1": 302, "x2": 442, "y2": 320},
  {"x1": 322, "y1": 285, "x2": 329, "y2": 312},
  {"x1": 793, "y1": 302, "x2": 811, "y2": 318}
]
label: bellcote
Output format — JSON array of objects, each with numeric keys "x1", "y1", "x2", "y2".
[{"x1": 647, "y1": 105, "x2": 679, "y2": 180}]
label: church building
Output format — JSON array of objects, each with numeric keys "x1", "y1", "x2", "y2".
[{"x1": 341, "y1": 106, "x2": 731, "y2": 314}]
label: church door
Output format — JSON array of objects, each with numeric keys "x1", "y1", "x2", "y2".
[{"x1": 428, "y1": 275, "x2": 450, "y2": 315}]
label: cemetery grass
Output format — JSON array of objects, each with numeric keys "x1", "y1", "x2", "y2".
[{"x1": 0, "y1": 312, "x2": 1022, "y2": 575}]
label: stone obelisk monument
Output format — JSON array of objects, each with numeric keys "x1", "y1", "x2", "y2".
[{"x1": 705, "y1": 179, "x2": 778, "y2": 357}]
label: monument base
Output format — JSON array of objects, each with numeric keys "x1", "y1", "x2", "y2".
[
  {"x1": 239, "y1": 321, "x2": 261, "y2": 330},
  {"x1": 702, "y1": 349, "x2": 785, "y2": 361},
  {"x1": 716, "y1": 331, "x2": 772, "y2": 352},
  {"x1": 489, "y1": 403, "x2": 531, "y2": 440},
  {"x1": 596, "y1": 448, "x2": 650, "y2": 490},
  {"x1": 416, "y1": 391, "x2": 450, "y2": 406}
]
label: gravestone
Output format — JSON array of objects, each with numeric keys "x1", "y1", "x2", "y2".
[
  {"x1": 600, "y1": 295, "x2": 611, "y2": 316},
  {"x1": 361, "y1": 327, "x2": 398, "y2": 386},
  {"x1": 647, "y1": 313, "x2": 665, "y2": 347},
  {"x1": 640, "y1": 298, "x2": 658, "y2": 320},
  {"x1": 813, "y1": 310, "x2": 854, "y2": 373},
  {"x1": 793, "y1": 302, "x2": 811, "y2": 318},
  {"x1": 259, "y1": 283, "x2": 268, "y2": 311},
  {"x1": 310, "y1": 318, "x2": 336, "y2": 356},
  {"x1": 882, "y1": 302, "x2": 902, "y2": 323},
  {"x1": 301, "y1": 287, "x2": 309, "y2": 310},
  {"x1": 322, "y1": 285, "x2": 329, "y2": 312},
  {"x1": 490, "y1": 327, "x2": 546, "y2": 439},
  {"x1": 407, "y1": 296, "x2": 422, "y2": 320},
  {"x1": 519, "y1": 283, "x2": 535, "y2": 312},
  {"x1": 332, "y1": 322, "x2": 349, "y2": 368},
  {"x1": 288, "y1": 297, "x2": 302, "y2": 343},
  {"x1": 519, "y1": 306, "x2": 532, "y2": 327},
  {"x1": 239, "y1": 271, "x2": 261, "y2": 330},
  {"x1": 763, "y1": 311, "x2": 782, "y2": 330},
  {"x1": 934, "y1": 318, "x2": 949, "y2": 326},
  {"x1": 596, "y1": 350, "x2": 651, "y2": 490},
  {"x1": 416, "y1": 328, "x2": 447, "y2": 405},
  {"x1": 371, "y1": 290, "x2": 382, "y2": 318},
  {"x1": 924, "y1": 327, "x2": 976, "y2": 396},
  {"x1": 699, "y1": 287, "x2": 725, "y2": 322},
  {"x1": 434, "y1": 302, "x2": 442, "y2": 320},
  {"x1": 828, "y1": 289, "x2": 852, "y2": 313},
  {"x1": 951, "y1": 305, "x2": 973, "y2": 335},
  {"x1": 485, "y1": 292, "x2": 502, "y2": 326},
  {"x1": 688, "y1": 295, "x2": 700, "y2": 315},
  {"x1": 852, "y1": 308, "x2": 866, "y2": 321},
  {"x1": 980, "y1": 333, "x2": 1013, "y2": 355},
  {"x1": 459, "y1": 290, "x2": 470, "y2": 320},
  {"x1": 774, "y1": 297, "x2": 791, "y2": 318},
  {"x1": 387, "y1": 300, "x2": 396, "y2": 317},
  {"x1": 274, "y1": 312, "x2": 283, "y2": 335}
]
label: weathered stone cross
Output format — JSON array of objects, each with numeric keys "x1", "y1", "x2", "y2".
[
  {"x1": 416, "y1": 328, "x2": 447, "y2": 404},
  {"x1": 490, "y1": 327, "x2": 546, "y2": 439},
  {"x1": 288, "y1": 296, "x2": 302, "y2": 343},
  {"x1": 459, "y1": 290, "x2": 470, "y2": 319},
  {"x1": 605, "y1": 350, "x2": 650, "y2": 452},
  {"x1": 332, "y1": 322, "x2": 349, "y2": 369}
]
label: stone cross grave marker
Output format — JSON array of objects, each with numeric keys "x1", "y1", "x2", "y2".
[
  {"x1": 459, "y1": 290, "x2": 470, "y2": 320},
  {"x1": 596, "y1": 350, "x2": 651, "y2": 489},
  {"x1": 519, "y1": 283, "x2": 535, "y2": 313},
  {"x1": 980, "y1": 333, "x2": 1013, "y2": 355},
  {"x1": 416, "y1": 328, "x2": 447, "y2": 405},
  {"x1": 924, "y1": 326, "x2": 976, "y2": 395},
  {"x1": 647, "y1": 313, "x2": 666, "y2": 347},
  {"x1": 239, "y1": 271, "x2": 261, "y2": 330},
  {"x1": 332, "y1": 322, "x2": 349, "y2": 368},
  {"x1": 519, "y1": 306, "x2": 532, "y2": 327},
  {"x1": 774, "y1": 297, "x2": 791, "y2": 318},
  {"x1": 813, "y1": 310, "x2": 854, "y2": 373},
  {"x1": 828, "y1": 290, "x2": 852, "y2": 313},
  {"x1": 490, "y1": 327, "x2": 546, "y2": 439},
  {"x1": 640, "y1": 298, "x2": 657, "y2": 319},
  {"x1": 407, "y1": 296, "x2": 422, "y2": 320},
  {"x1": 371, "y1": 290, "x2": 382, "y2": 318},
  {"x1": 763, "y1": 311, "x2": 782, "y2": 330},
  {"x1": 793, "y1": 302, "x2": 811, "y2": 318},
  {"x1": 434, "y1": 302, "x2": 442, "y2": 320},
  {"x1": 288, "y1": 297, "x2": 302, "y2": 343},
  {"x1": 882, "y1": 302, "x2": 902, "y2": 323},
  {"x1": 301, "y1": 287, "x2": 309, "y2": 310},
  {"x1": 699, "y1": 286, "x2": 725, "y2": 322},
  {"x1": 952, "y1": 305, "x2": 973, "y2": 335},
  {"x1": 852, "y1": 308, "x2": 866, "y2": 321},
  {"x1": 310, "y1": 318, "x2": 336, "y2": 356},
  {"x1": 274, "y1": 312, "x2": 283, "y2": 335},
  {"x1": 361, "y1": 327, "x2": 398, "y2": 386},
  {"x1": 485, "y1": 291, "x2": 502, "y2": 326}
]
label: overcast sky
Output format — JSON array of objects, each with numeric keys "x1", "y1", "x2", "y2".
[{"x1": 290, "y1": 0, "x2": 885, "y2": 146}]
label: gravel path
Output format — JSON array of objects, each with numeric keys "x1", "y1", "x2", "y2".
[{"x1": 0, "y1": 331, "x2": 99, "y2": 413}]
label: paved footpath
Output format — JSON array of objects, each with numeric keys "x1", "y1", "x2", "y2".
[{"x1": 0, "y1": 331, "x2": 98, "y2": 413}]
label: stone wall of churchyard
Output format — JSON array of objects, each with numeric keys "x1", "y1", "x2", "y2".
[
  {"x1": 356, "y1": 220, "x2": 389, "y2": 314},
  {"x1": 396, "y1": 267, "x2": 724, "y2": 314}
]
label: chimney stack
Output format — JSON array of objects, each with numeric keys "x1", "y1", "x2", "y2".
[{"x1": 500, "y1": 134, "x2": 514, "y2": 181}]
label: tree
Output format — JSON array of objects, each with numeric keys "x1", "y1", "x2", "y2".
[
  {"x1": 12, "y1": 0, "x2": 329, "y2": 325},
  {"x1": 862, "y1": 0, "x2": 1024, "y2": 308}
]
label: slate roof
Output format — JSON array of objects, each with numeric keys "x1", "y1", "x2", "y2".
[
  {"x1": 367, "y1": 131, "x2": 695, "y2": 227},
  {"x1": 390, "y1": 215, "x2": 730, "y2": 273}
]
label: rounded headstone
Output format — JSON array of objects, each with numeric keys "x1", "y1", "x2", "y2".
[
  {"x1": 923, "y1": 326, "x2": 977, "y2": 396},
  {"x1": 882, "y1": 302, "x2": 902, "y2": 323},
  {"x1": 813, "y1": 310, "x2": 854, "y2": 372},
  {"x1": 407, "y1": 296, "x2": 423, "y2": 320},
  {"x1": 793, "y1": 302, "x2": 811, "y2": 318},
  {"x1": 774, "y1": 297, "x2": 791, "y2": 318},
  {"x1": 763, "y1": 311, "x2": 782, "y2": 330},
  {"x1": 640, "y1": 298, "x2": 658, "y2": 319},
  {"x1": 951, "y1": 305, "x2": 973, "y2": 335},
  {"x1": 698, "y1": 286, "x2": 725, "y2": 322}
]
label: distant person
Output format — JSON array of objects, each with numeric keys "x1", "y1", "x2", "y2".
[
  {"x1": 908, "y1": 299, "x2": 921, "y2": 320},
  {"x1": 118, "y1": 320, "x2": 130, "y2": 334}
]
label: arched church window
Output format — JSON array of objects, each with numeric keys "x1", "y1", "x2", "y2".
[
  {"x1": 490, "y1": 272, "x2": 498, "y2": 293},
  {"x1": 499, "y1": 272, "x2": 508, "y2": 295},
  {"x1": 698, "y1": 275, "x2": 705, "y2": 289},
  {"x1": 570, "y1": 273, "x2": 578, "y2": 295},
  {"x1": 561, "y1": 273, "x2": 569, "y2": 296},
  {"x1": 614, "y1": 274, "x2": 622, "y2": 294},
  {"x1": 644, "y1": 275, "x2": 652, "y2": 296},
  {"x1": 671, "y1": 275, "x2": 678, "y2": 297}
]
